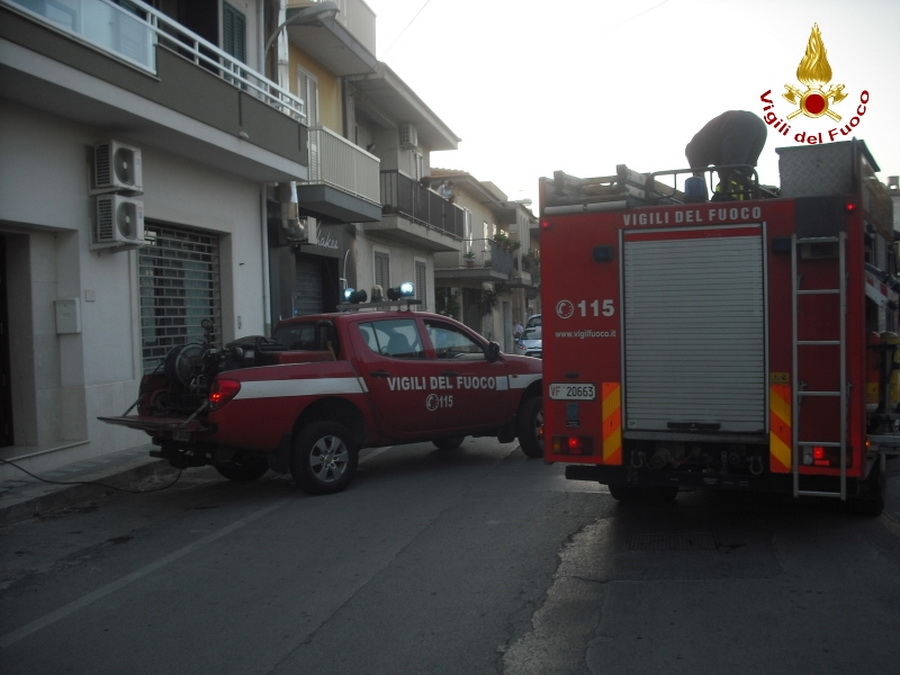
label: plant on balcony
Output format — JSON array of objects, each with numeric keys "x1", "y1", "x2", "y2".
[
  {"x1": 522, "y1": 250, "x2": 539, "y2": 273},
  {"x1": 492, "y1": 232, "x2": 511, "y2": 249},
  {"x1": 464, "y1": 251, "x2": 475, "y2": 267}
]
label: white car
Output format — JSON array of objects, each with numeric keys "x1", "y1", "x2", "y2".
[{"x1": 515, "y1": 325, "x2": 542, "y2": 358}]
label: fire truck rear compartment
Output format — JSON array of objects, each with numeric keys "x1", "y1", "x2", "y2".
[{"x1": 622, "y1": 227, "x2": 766, "y2": 435}]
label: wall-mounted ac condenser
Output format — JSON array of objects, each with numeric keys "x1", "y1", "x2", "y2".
[
  {"x1": 92, "y1": 194, "x2": 145, "y2": 250},
  {"x1": 92, "y1": 140, "x2": 143, "y2": 195}
]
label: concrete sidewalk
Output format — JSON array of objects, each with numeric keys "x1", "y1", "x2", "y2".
[
  {"x1": 1, "y1": 445, "x2": 899, "y2": 530},
  {"x1": 0, "y1": 445, "x2": 177, "y2": 526}
]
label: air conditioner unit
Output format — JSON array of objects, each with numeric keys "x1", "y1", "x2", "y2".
[
  {"x1": 92, "y1": 140, "x2": 143, "y2": 195},
  {"x1": 398, "y1": 123, "x2": 418, "y2": 149},
  {"x1": 92, "y1": 195, "x2": 145, "y2": 250}
]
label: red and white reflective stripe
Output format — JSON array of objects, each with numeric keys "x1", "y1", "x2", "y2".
[{"x1": 233, "y1": 377, "x2": 366, "y2": 401}]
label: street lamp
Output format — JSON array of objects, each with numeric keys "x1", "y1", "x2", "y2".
[{"x1": 264, "y1": 1, "x2": 339, "y2": 57}]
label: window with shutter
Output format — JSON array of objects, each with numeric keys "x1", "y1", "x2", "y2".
[
  {"x1": 222, "y1": 3, "x2": 246, "y2": 62},
  {"x1": 374, "y1": 252, "x2": 390, "y2": 290}
]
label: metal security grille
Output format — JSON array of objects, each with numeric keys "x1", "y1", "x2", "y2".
[
  {"x1": 139, "y1": 224, "x2": 222, "y2": 373},
  {"x1": 294, "y1": 254, "x2": 324, "y2": 316},
  {"x1": 623, "y1": 228, "x2": 766, "y2": 433}
]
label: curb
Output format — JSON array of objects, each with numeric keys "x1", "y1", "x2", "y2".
[{"x1": 0, "y1": 456, "x2": 174, "y2": 527}]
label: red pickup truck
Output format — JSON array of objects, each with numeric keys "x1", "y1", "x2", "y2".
[{"x1": 102, "y1": 307, "x2": 544, "y2": 494}]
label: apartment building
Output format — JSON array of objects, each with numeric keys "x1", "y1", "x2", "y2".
[
  {"x1": 430, "y1": 170, "x2": 541, "y2": 354},
  {"x1": 0, "y1": 0, "x2": 461, "y2": 476}
]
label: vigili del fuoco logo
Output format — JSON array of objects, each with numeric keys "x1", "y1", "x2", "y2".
[{"x1": 760, "y1": 23, "x2": 869, "y2": 145}]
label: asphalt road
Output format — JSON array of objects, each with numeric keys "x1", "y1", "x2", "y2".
[{"x1": 1, "y1": 440, "x2": 899, "y2": 674}]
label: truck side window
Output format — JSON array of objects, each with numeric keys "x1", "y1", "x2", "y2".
[
  {"x1": 273, "y1": 321, "x2": 335, "y2": 352},
  {"x1": 358, "y1": 319, "x2": 423, "y2": 359},
  {"x1": 425, "y1": 320, "x2": 484, "y2": 360}
]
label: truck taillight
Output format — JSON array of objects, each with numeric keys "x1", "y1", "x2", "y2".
[
  {"x1": 802, "y1": 445, "x2": 852, "y2": 468},
  {"x1": 209, "y1": 379, "x2": 240, "y2": 409},
  {"x1": 550, "y1": 435, "x2": 594, "y2": 456}
]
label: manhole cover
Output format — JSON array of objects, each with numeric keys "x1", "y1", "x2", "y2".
[{"x1": 629, "y1": 532, "x2": 717, "y2": 551}]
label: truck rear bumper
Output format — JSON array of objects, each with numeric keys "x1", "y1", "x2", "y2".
[
  {"x1": 98, "y1": 415, "x2": 208, "y2": 436},
  {"x1": 564, "y1": 464, "x2": 791, "y2": 493}
]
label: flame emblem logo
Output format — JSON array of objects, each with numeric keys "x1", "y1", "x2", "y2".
[{"x1": 783, "y1": 23, "x2": 847, "y2": 121}]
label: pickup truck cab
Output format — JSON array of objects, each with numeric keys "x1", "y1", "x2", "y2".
[{"x1": 102, "y1": 306, "x2": 543, "y2": 494}]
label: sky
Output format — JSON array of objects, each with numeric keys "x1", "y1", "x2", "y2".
[{"x1": 362, "y1": 0, "x2": 900, "y2": 208}]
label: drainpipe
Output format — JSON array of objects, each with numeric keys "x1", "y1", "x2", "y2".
[{"x1": 261, "y1": 184, "x2": 272, "y2": 336}]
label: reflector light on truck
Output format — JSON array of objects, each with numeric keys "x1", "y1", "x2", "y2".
[
  {"x1": 209, "y1": 379, "x2": 240, "y2": 409},
  {"x1": 550, "y1": 436, "x2": 594, "y2": 456}
]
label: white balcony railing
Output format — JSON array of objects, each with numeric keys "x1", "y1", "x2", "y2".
[
  {"x1": 307, "y1": 126, "x2": 380, "y2": 205},
  {"x1": 5, "y1": 0, "x2": 307, "y2": 122}
]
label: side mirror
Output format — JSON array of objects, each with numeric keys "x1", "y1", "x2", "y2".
[{"x1": 485, "y1": 341, "x2": 501, "y2": 362}]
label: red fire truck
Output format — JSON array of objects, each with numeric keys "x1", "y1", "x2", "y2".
[{"x1": 539, "y1": 139, "x2": 898, "y2": 514}]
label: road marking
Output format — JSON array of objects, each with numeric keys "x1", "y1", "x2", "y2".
[{"x1": 0, "y1": 501, "x2": 284, "y2": 649}]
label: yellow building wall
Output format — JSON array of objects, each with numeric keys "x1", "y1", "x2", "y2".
[{"x1": 290, "y1": 49, "x2": 343, "y2": 131}]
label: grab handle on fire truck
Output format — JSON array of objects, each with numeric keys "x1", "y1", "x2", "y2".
[
  {"x1": 667, "y1": 421, "x2": 721, "y2": 432},
  {"x1": 369, "y1": 370, "x2": 389, "y2": 378}
]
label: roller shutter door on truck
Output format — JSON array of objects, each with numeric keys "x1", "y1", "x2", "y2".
[{"x1": 622, "y1": 225, "x2": 766, "y2": 434}]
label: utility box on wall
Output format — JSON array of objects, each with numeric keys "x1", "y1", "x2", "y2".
[{"x1": 55, "y1": 297, "x2": 81, "y2": 334}]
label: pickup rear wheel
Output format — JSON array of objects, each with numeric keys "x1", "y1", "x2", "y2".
[
  {"x1": 517, "y1": 395, "x2": 544, "y2": 458},
  {"x1": 215, "y1": 453, "x2": 269, "y2": 482},
  {"x1": 291, "y1": 421, "x2": 358, "y2": 495}
]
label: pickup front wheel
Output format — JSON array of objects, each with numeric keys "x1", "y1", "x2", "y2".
[{"x1": 291, "y1": 421, "x2": 358, "y2": 495}]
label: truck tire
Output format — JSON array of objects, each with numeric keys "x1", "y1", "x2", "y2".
[
  {"x1": 517, "y1": 395, "x2": 544, "y2": 458},
  {"x1": 291, "y1": 421, "x2": 358, "y2": 495},
  {"x1": 848, "y1": 463, "x2": 885, "y2": 517},
  {"x1": 214, "y1": 453, "x2": 269, "y2": 482}
]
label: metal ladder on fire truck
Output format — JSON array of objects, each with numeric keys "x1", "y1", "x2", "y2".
[{"x1": 791, "y1": 233, "x2": 848, "y2": 500}]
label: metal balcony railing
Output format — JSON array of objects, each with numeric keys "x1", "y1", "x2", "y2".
[
  {"x1": 307, "y1": 126, "x2": 380, "y2": 204},
  {"x1": 380, "y1": 171, "x2": 466, "y2": 239},
  {"x1": 439, "y1": 239, "x2": 514, "y2": 275},
  {"x1": 5, "y1": 0, "x2": 307, "y2": 122}
]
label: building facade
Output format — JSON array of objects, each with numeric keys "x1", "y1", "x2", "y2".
[
  {"x1": 0, "y1": 0, "x2": 539, "y2": 478},
  {"x1": 0, "y1": 0, "x2": 465, "y2": 477},
  {"x1": 430, "y1": 170, "x2": 541, "y2": 354}
]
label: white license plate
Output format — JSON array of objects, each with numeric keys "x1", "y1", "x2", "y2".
[{"x1": 548, "y1": 383, "x2": 597, "y2": 401}]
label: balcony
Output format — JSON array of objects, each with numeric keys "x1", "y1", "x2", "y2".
[
  {"x1": 434, "y1": 239, "x2": 515, "y2": 283},
  {"x1": 371, "y1": 171, "x2": 465, "y2": 252},
  {"x1": 286, "y1": 0, "x2": 376, "y2": 75},
  {"x1": 297, "y1": 126, "x2": 382, "y2": 223},
  {"x1": 1, "y1": 0, "x2": 309, "y2": 182}
]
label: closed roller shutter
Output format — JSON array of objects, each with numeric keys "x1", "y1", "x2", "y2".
[
  {"x1": 294, "y1": 254, "x2": 324, "y2": 316},
  {"x1": 623, "y1": 227, "x2": 766, "y2": 433},
  {"x1": 139, "y1": 224, "x2": 222, "y2": 374}
]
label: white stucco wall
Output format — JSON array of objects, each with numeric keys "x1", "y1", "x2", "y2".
[{"x1": 0, "y1": 104, "x2": 269, "y2": 466}]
